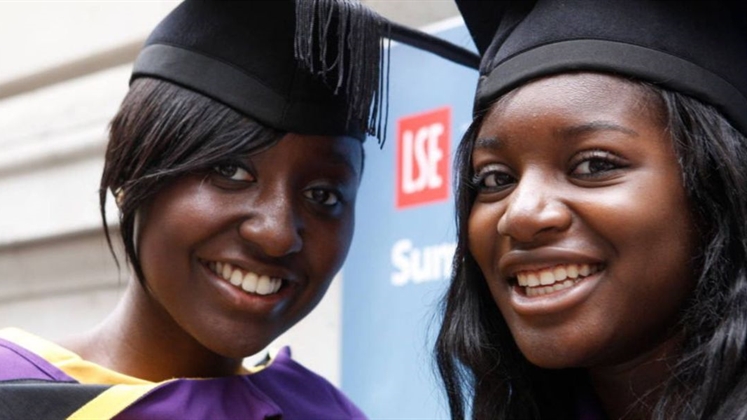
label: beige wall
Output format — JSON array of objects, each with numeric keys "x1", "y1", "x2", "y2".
[{"x1": 0, "y1": 1, "x2": 460, "y2": 387}]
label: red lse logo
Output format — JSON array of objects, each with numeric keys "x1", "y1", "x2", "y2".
[{"x1": 396, "y1": 107, "x2": 451, "y2": 209}]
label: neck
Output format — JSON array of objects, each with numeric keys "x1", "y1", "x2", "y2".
[
  {"x1": 588, "y1": 337, "x2": 681, "y2": 420},
  {"x1": 62, "y1": 280, "x2": 243, "y2": 381}
]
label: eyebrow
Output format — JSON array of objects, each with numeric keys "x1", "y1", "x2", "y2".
[
  {"x1": 558, "y1": 121, "x2": 639, "y2": 138},
  {"x1": 473, "y1": 120, "x2": 638, "y2": 151},
  {"x1": 325, "y1": 150, "x2": 362, "y2": 177},
  {"x1": 473, "y1": 136, "x2": 503, "y2": 150}
]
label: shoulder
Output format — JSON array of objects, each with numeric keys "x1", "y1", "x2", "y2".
[
  {"x1": 249, "y1": 347, "x2": 367, "y2": 419},
  {"x1": 0, "y1": 328, "x2": 73, "y2": 382}
]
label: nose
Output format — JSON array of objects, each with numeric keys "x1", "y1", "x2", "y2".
[
  {"x1": 238, "y1": 189, "x2": 303, "y2": 257},
  {"x1": 496, "y1": 173, "x2": 572, "y2": 243}
]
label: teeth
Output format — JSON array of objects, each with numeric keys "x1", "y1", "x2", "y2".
[
  {"x1": 242, "y1": 272, "x2": 258, "y2": 293},
  {"x1": 517, "y1": 273, "x2": 528, "y2": 286},
  {"x1": 514, "y1": 263, "x2": 601, "y2": 297},
  {"x1": 579, "y1": 264, "x2": 590, "y2": 276},
  {"x1": 256, "y1": 275, "x2": 271, "y2": 295},
  {"x1": 255, "y1": 275, "x2": 282, "y2": 295},
  {"x1": 207, "y1": 261, "x2": 283, "y2": 296},
  {"x1": 553, "y1": 266, "x2": 567, "y2": 281},
  {"x1": 527, "y1": 273, "x2": 540, "y2": 287},
  {"x1": 539, "y1": 271, "x2": 555, "y2": 285},
  {"x1": 229, "y1": 269, "x2": 243, "y2": 286}
]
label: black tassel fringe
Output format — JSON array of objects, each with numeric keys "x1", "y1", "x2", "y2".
[{"x1": 295, "y1": 0, "x2": 391, "y2": 146}]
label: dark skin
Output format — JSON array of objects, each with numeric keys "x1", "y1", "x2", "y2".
[
  {"x1": 63, "y1": 133, "x2": 363, "y2": 381},
  {"x1": 588, "y1": 337, "x2": 680, "y2": 419},
  {"x1": 468, "y1": 73, "x2": 697, "y2": 419}
]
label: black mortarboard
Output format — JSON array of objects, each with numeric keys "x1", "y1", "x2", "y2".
[
  {"x1": 456, "y1": 0, "x2": 747, "y2": 136},
  {"x1": 132, "y1": 0, "x2": 479, "y2": 143}
]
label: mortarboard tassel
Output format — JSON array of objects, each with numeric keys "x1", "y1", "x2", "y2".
[{"x1": 294, "y1": 0, "x2": 391, "y2": 145}]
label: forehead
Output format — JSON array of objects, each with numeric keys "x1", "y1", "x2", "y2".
[
  {"x1": 479, "y1": 73, "x2": 662, "y2": 136},
  {"x1": 263, "y1": 133, "x2": 364, "y2": 174}
]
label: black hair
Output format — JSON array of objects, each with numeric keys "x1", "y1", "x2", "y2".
[
  {"x1": 99, "y1": 78, "x2": 284, "y2": 286},
  {"x1": 435, "y1": 80, "x2": 747, "y2": 419},
  {"x1": 654, "y1": 90, "x2": 747, "y2": 420}
]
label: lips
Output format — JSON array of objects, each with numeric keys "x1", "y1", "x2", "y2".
[
  {"x1": 513, "y1": 263, "x2": 602, "y2": 297},
  {"x1": 204, "y1": 260, "x2": 284, "y2": 296}
]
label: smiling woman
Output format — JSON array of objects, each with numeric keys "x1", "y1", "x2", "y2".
[
  {"x1": 0, "y1": 0, "x2": 480, "y2": 418},
  {"x1": 0, "y1": 0, "x2": 371, "y2": 415},
  {"x1": 469, "y1": 74, "x2": 697, "y2": 374},
  {"x1": 437, "y1": 1, "x2": 747, "y2": 420},
  {"x1": 131, "y1": 128, "x2": 362, "y2": 367}
]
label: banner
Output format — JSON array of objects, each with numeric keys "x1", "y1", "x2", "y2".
[{"x1": 342, "y1": 19, "x2": 478, "y2": 418}]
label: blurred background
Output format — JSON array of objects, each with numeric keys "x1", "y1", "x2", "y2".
[{"x1": 0, "y1": 1, "x2": 475, "y2": 418}]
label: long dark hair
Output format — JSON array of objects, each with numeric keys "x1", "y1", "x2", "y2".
[
  {"x1": 435, "y1": 81, "x2": 747, "y2": 419},
  {"x1": 100, "y1": 78, "x2": 283, "y2": 285}
]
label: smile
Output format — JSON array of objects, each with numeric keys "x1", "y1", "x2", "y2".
[
  {"x1": 514, "y1": 263, "x2": 602, "y2": 297},
  {"x1": 205, "y1": 261, "x2": 283, "y2": 296}
]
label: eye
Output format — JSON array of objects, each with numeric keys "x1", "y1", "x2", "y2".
[
  {"x1": 304, "y1": 188, "x2": 341, "y2": 206},
  {"x1": 570, "y1": 150, "x2": 626, "y2": 178},
  {"x1": 573, "y1": 160, "x2": 616, "y2": 175},
  {"x1": 471, "y1": 164, "x2": 515, "y2": 193},
  {"x1": 213, "y1": 162, "x2": 254, "y2": 182}
]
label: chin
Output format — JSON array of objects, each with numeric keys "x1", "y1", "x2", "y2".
[
  {"x1": 220, "y1": 343, "x2": 268, "y2": 360},
  {"x1": 517, "y1": 340, "x2": 594, "y2": 370},
  {"x1": 197, "y1": 329, "x2": 283, "y2": 360},
  {"x1": 523, "y1": 352, "x2": 573, "y2": 370}
]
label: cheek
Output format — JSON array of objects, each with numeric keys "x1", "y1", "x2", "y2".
[
  {"x1": 468, "y1": 204, "x2": 500, "y2": 272},
  {"x1": 611, "y1": 184, "x2": 693, "y2": 265},
  {"x1": 293, "y1": 217, "x2": 355, "y2": 319},
  {"x1": 138, "y1": 186, "x2": 222, "y2": 278},
  {"x1": 583, "y1": 175, "x2": 697, "y2": 318},
  {"x1": 307, "y1": 215, "x2": 355, "y2": 281},
  {"x1": 625, "y1": 197, "x2": 697, "y2": 301},
  {"x1": 143, "y1": 207, "x2": 206, "y2": 248}
]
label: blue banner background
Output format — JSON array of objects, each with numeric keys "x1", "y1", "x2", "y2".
[{"x1": 341, "y1": 20, "x2": 478, "y2": 419}]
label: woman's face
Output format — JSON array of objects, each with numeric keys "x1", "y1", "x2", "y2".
[
  {"x1": 468, "y1": 73, "x2": 697, "y2": 369},
  {"x1": 136, "y1": 133, "x2": 362, "y2": 358}
]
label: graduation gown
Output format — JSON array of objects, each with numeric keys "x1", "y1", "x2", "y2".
[{"x1": 0, "y1": 328, "x2": 365, "y2": 420}]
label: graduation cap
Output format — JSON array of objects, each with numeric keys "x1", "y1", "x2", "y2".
[
  {"x1": 456, "y1": 0, "x2": 747, "y2": 136},
  {"x1": 131, "y1": 0, "x2": 479, "y2": 143}
]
